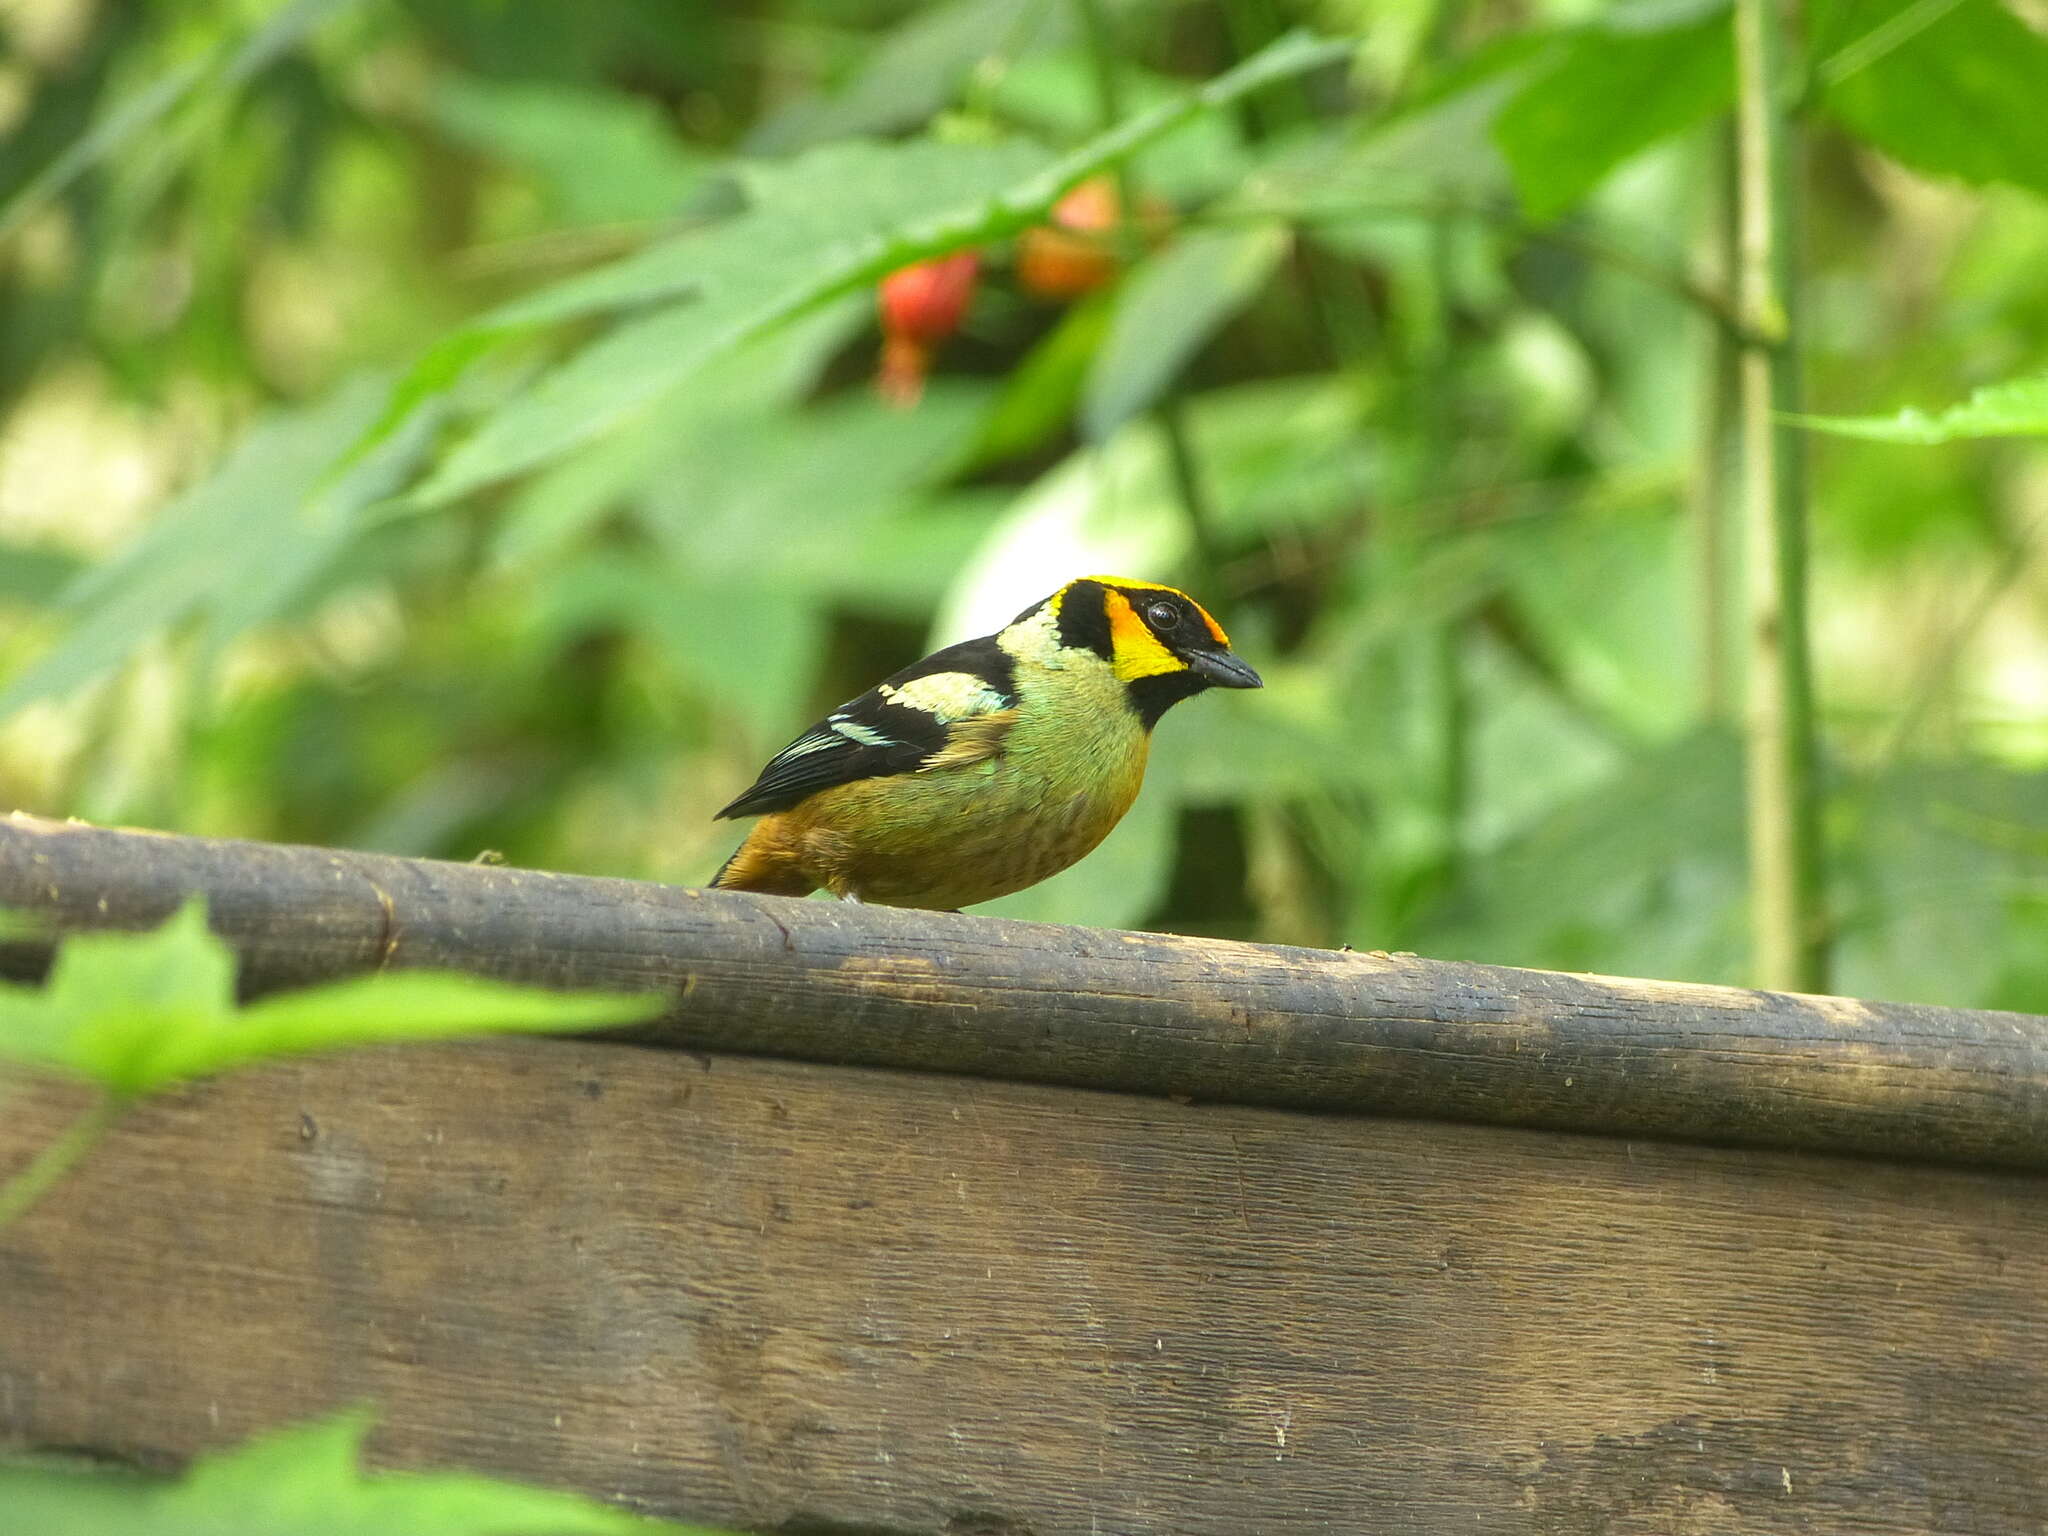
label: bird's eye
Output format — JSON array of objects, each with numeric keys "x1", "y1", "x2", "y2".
[{"x1": 1146, "y1": 601, "x2": 1181, "y2": 630}]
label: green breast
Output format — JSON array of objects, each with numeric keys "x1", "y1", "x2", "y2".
[{"x1": 818, "y1": 655, "x2": 1150, "y2": 907}]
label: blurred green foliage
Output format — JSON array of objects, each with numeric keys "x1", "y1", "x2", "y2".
[
  {"x1": 0, "y1": 899, "x2": 660, "y2": 1098},
  {"x1": 0, "y1": 1411, "x2": 730, "y2": 1535},
  {"x1": 0, "y1": 902, "x2": 673, "y2": 1528},
  {"x1": 0, "y1": 898, "x2": 661, "y2": 1227},
  {"x1": 1, "y1": 0, "x2": 2046, "y2": 1019}
]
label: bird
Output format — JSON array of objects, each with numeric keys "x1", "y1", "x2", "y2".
[{"x1": 709, "y1": 575, "x2": 1262, "y2": 910}]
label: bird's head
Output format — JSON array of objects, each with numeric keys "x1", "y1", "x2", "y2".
[{"x1": 1009, "y1": 575, "x2": 1262, "y2": 726}]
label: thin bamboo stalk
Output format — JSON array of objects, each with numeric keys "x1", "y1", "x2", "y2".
[{"x1": 1733, "y1": 0, "x2": 1828, "y2": 990}]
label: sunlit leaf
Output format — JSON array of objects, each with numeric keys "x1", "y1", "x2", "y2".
[
  {"x1": 1789, "y1": 372, "x2": 2048, "y2": 443},
  {"x1": 486, "y1": 300, "x2": 867, "y2": 574},
  {"x1": 0, "y1": 902, "x2": 663, "y2": 1097},
  {"x1": 1493, "y1": 0, "x2": 1733, "y2": 221},
  {"x1": 1818, "y1": 0, "x2": 2048, "y2": 199}
]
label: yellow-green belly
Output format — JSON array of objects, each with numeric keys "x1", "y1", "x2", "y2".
[{"x1": 790, "y1": 686, "x2": 1150, "y2": 909}]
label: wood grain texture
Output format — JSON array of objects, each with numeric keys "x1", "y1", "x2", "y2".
[
  {"x1": 4, "y1": 1039, "x2": 2046, "y2": 1534},
  {"x1": 5, "y1": 813, "x2": 2048, "y2": 1168}
]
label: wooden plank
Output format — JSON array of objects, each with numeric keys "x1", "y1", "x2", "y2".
[
  {"x1": 4, "y1": 814, "x2": 2048, "y2": 1169},
  {"x1": 3, "y1": 1037, "x2": 2045, "y2": 1534}
]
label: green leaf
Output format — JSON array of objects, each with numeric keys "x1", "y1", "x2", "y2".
[
  {"x1": 487, "y1": 298, "x2": 866, "y2": 575},
  {"x1": 175, "y1": 971, "x2": 663, "y2": 1085},
  {"x1": 1240, "y1": 53, "x2": 1532, "y2": 238},
  {"x1": 404, "y1": 32, "x2": 1357, "y2": 505},
  {"x1": 749, "y1": 0, "x2": 1069, "y2": 154},
  {"x1": 1789, "y1": 372, "x2": 2048, "y2": 443},
  {"x1": 1818, "y1": 0, "x2": 2048, "y2": 199},
  {"x1": 1418, "y1": 728, "x2": 1749, "y2": 983},
  {"x1": 1493, "y1": 0, "x2": 1733, "y2": 222},
  {"x1": 0, "y1": 902, "x2": 238, "y2": 1092},
  {"x1": 1081, "y1": 223, "x2": 1289, "y2": 441},
  {"x1": 972, "y1": 291, "x2": 1115, "y2": 465},
  {"x1": 0, "y1": 375, "x2": 434, "y2": 723},
  {"x1": 0, "y1": 1411, "x2": 728, "y2": 1535},
  {"x1": 431, "y1": 77, "x2": 708, "y2": 225},
  {"x1": 0, "y1": 0, "x2": 373, "y2": 240},
  {"x1": 0, "y1": 902, "x2": 664, "y2": 1097},
  {"x1": 634, "y1": 383, "x2": 992, "y2": 577}
]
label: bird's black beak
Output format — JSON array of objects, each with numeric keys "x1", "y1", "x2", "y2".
[{"x1": 1188, "y1": 648, "x2": 1263, "y2": 690}]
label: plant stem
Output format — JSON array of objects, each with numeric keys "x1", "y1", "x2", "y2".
[
  {"x1": 0, "y1": 1091, "x2": 125, "y2": 1232},
  {"x1": 1734, "y1": 0, "x2": 1828, "y2": 991}
]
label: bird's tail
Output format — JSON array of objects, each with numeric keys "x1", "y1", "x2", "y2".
[{"x1": 708, "y1": 820, "x2": 816, "y2": 896}]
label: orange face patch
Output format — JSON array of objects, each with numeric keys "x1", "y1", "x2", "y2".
[
  {"x1": 1079, "y1": 574, "x2": 1232, "y2": 648},
  {"x1": 1100, "y1": 588, "x2": 1187, "y2": 682}
]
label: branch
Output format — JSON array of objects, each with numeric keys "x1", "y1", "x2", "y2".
[{"x1": 3, "y1": 815, "x2": 2046, "y2": 1169}]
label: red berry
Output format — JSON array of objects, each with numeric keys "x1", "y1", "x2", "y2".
[
  {"x1": 878, "y1": 252, "x2": 981, "y2": 346},
  {"x1": 1016, "y1": 180, "x2": 1121, "y2": 300},
  {"x1": 875, "y1": 251, "x2": 980, "y2": 407},
  {"x1": 1016, "y1": 178, "x2": 1172, "y2": 301}
]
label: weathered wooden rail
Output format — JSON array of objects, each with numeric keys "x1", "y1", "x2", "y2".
[{"x1": 4, "y1": 811, "x2": 2047, "y2": 1534}]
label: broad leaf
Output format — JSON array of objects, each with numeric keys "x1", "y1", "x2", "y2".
[
  {"x1": 404, "y1": 32, "x2": 1356, "y2": 505},
  {"x1": 1241, "y1": 52, "x2": 1533, "y2": 240},
  {"x1": 0, "y1": 375, "x2": 434, "y2": 723},
  {"x1": 1082, "y1": 222, "x2": 1290, "y2": 441},
  {"x1": 1493, "y1": 0, "x2": 1733, "y2": 221},
  {"x1": 0, "y1": 902, "x2": 664, "y2": 1097},
  {"x1": 1790, "y1": 372, "x2": 2048, "y2": 443},
  {"x1": 972, "y1": 293, "x2": 1116, "y2": 465},
  {"x1": 1818, "y1": 0, "x2": 2048, "y2": 199},
  {"x1": 432, "y1": 77, "x2": 708, "y2": 225}
]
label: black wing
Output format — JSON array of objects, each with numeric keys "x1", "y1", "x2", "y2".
[{"x1": 714, "y1": 636, "x2": 1016, "y2": 819}]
